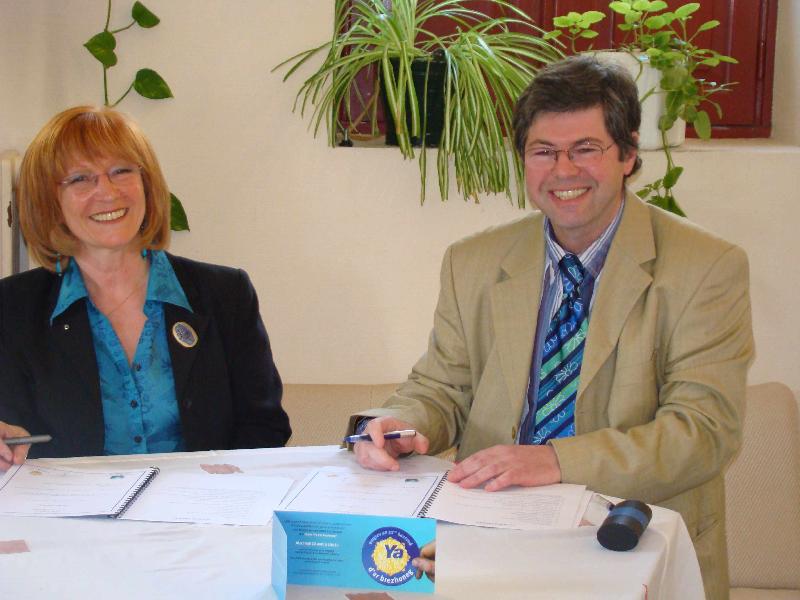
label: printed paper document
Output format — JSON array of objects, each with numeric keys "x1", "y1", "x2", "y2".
[{"x1": 280, "y1": 467, "x2": 586, "y2": 530}]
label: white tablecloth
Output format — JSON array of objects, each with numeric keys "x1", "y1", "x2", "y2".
[{"x1": 0, "y1": 446, "x2": 704, "y2": 599}]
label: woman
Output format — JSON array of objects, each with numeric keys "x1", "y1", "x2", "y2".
[{"x1": 0, "y1": 106, "x2": 290, "y2": 469}]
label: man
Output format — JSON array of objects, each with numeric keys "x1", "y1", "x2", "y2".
[{"x1": 351, "y1": 55, "x2": 753, "y2": 600}]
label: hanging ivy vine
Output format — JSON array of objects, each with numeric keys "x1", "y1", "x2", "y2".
[{"x1": 83, "y1": 1, "x2": 189, "y2": 232}]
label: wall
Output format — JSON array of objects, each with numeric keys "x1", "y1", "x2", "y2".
[{"x1": 0, "y1": 1, "x2": 798, "y2": 389}]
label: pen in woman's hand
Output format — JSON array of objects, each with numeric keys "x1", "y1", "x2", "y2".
[
  {"x1": 3, "y1": 435, "x2": 52, "y2": 446},
  {"x1": 343, "y1": 429, "x2": 417, "y2": 444}
]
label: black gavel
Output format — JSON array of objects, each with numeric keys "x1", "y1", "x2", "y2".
[{"x1": 597, "y1": 499, "x2": 652, "y2": 551}]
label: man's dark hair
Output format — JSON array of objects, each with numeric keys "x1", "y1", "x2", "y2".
[{"x1": 513, "y1": 55, "x2": 642, "y2": 176}]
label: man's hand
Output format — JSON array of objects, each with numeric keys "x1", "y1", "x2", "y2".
[
  {"x1": 412, "y1": 541, "x2": 436, "y2": 582},
  {"x1": 353, "y1": 417, "x2": 429, "y2": 471},
  {"x1": 0, "y1": 421, "x2": 31, "y2": 472},
  {"x1": 448, "y1": 444, "x2": 561, "y2": 491}
]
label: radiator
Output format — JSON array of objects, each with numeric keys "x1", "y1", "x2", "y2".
[{"x1": 0, "y1": 151, "x2": 24, "y2": 277}]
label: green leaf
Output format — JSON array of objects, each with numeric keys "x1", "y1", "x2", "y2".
[
  {"x1": 638, "y1": 33, "x2": 655, "y2": 45},
  {"x1": 660, "y1": 65, "x2": 688, "y2": 90},
  {"x1": 580, "y1": 30, "x2": 600, "y2": 39},
  {"x1": 693, "y1": 110, "x2": 711, "y2": 139},
  {"x1": 665, "y1": 196, "x2": 687, "y2": 217},
  {"x1": 132, "y1": 1, "x2": 160, "y2": 28},
  {"x1": 650, "y1": 1, "x2": 669, "y2": 10},
  {"x1": 624, "y1": 11, "x2": 642, "y2": 25},
  {"x1": 543, "y1": 30, "x2": 562, "y2": 40},
  {"x1": 660, "y1": 11, "x2": 676, "y2": 23},
  {"x1": 718, "y1": 55, "x2": 739, "y2": 64},
  {"x1": 663, "y1": 166, "x2": 683, "y2": 189},
  {"x1": 674, "y1": 3, "x2": 700, "y2": 19},
  {"x1": 133, "y1": 68, "x2": 173, "y2": 99},
  {"x1": 644, "y1": 15, "x2": 666, "y2": 29},
  {"x1": 553, "y1": 16, "x2": 572, "y2": 28},
  {"x1": 84, "y1": 31, "x2": 117, "y2": 68},
  {"x1": 633, "y1": 0, "x2": 650, "y2": 11},
  {"x1": 580, "y1": 11, "x2": 606, "y2": 26},
  {"x1": 618, "y1": 23, "x2": 634, "y2": 31},
  {"x1": 170, "y1": 193, "x2": 189, "y2": 231},
  {"x1": 653, "y1": 31, "x2": 672, "y2": 46},
  {"x1": 636, "y1": 188, "x2": 650, "y2": 199},
  {"x1": 647, "y1": 195, "x2": 670, "y2": 211},
  {"x1": 658, "y1": 114, "x2": 676, "y2": 131},
  {"x1": 699, "y1": 57, "x2": 720, "y2": 67},
  {"x1": 609, "y1": 2, "x2": 632, "y2": 15},
  {"x1": 645, "y1": 47, "x2": 663, "y2": 57},
  {"x1": 696, "y1": 19, "x2": 720, "y2": 33}
]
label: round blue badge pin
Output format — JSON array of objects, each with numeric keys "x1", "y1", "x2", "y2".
[{"x1": 172, "y1": 321, "x2": 198, "y2": 348}]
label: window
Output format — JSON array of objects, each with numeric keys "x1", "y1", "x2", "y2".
[
  {"x1": 342, "y1": 0, "x2": 778, "y2": 139},
  {"x1": 506, "y1": 0, "x2": 778, "y2": 137}
]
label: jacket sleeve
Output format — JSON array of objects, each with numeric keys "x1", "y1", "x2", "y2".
[
  {"x1": 551, "y1": 244, "x2": 754, "y2": 503},
  {"x1": 226, "y1": 269, "x2": 291, "y2": 449},
  {"x1": 0, "y1": 286, "x2": 35, "y2": 429},
  {"x1": 0, "y1": 280, "x2": 56, "y2": 456}
]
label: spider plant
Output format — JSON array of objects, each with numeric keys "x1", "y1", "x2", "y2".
[{"x1": 275, "y1": 0, "x2": 563, "y2": 206}]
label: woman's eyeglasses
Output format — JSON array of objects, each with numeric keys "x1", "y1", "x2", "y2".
[{"x1": 59, "y1": 165, "x2": 142, "y2": 195}]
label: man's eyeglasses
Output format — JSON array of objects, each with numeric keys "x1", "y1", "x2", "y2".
[
  {"x1": 59, "y1": 165, "x2": 142, "y2": 195},
  {"x1": 525, "y1": 142, "x2": 614, "y2": 169}
]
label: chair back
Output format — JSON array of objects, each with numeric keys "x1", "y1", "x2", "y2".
[
  {"x1": 282, "y1": 384, "x2": 398, "y2": 446},
  {"x1": 725, "y1": 382, "x2": 800, "y2": 589}
]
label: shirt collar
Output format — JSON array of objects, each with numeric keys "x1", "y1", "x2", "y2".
[
  {"x1": 543, "y1": 196, "x2": 625, "y2": 280},
  {"x1": 146, "y1": 250, "x2": 192, "y2": 312},
  {"x1": 50, "y1": 258, "x2": 88, "y2": 323},
  {"x1": 50, "y1": 250, "x2": 192, "y2": 324}
]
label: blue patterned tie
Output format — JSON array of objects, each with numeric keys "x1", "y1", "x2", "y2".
[{"x1": 530, "y1": 254, "x2": 588, "y2": 444}]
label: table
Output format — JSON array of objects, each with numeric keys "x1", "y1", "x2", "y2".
[{"x1": 0, "y1": 446, "x2": 704, "y2": 599}]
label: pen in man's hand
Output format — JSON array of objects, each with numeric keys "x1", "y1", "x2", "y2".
[
  {"x1": 3, "y1": 435, "x2": 52, "y2": 446},
  {"x1": 344, "y1": 429, "x2": 417, "y2": 444}
]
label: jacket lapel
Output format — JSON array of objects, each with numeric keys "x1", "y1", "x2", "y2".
[
  {"x1": 165, "y1": 305, "x2": 210, "y2": 406},
  {"x1": 577, "y1": 195, "x2": 656, "y2": 398},
  {"x1": 164, "y1": 257, "x2": 211, "y2": 406},
  {"x1": 490, "y1": 214, "x2": 545, "y2": 422},
  {"x1": 50, "y1": 300, "x2": 101, "y2": 406}
]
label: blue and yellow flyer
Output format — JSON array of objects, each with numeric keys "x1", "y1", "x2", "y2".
[{"x1": 272, "y1": 511, "x2": 436, "y2": 598}]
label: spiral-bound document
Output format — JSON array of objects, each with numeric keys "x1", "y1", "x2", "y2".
[
  {"x1": 0, "y1": 463, "x2": 159, "y2": 518},
  {"x1": 0, "y1": 463, "x2": 293, "y2": 525},
  {"x1": 280, "y1": 467, "x2": 447, "y2": 518},
  {"x1": 280, "y1": 466, "x2": 585, "y2": 529}
]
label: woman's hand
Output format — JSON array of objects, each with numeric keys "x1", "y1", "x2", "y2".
[{"x1": 0, "y1": 421, "x2": 31, "y2": 471}]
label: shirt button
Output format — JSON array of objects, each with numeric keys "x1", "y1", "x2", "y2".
[
  {"x1": 134, "y1": 435, "x2": 142, "y2": 443},
  {"x1": 133, "y1": 363, "x2": 142, "y2": 371},
  {"x1": 130, "y1": 400, "x2": 138, "y2": 408}
]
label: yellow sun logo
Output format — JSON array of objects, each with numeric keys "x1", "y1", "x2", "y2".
[{"x1": 370, "y1": 536, "x2": 410, "y2": 576}]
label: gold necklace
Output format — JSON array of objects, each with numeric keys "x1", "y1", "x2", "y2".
[{"x1": 101, "y1": 268, "x2": 149, "y2": 318}]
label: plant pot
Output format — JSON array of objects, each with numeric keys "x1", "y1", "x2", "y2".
[
  {"x1": 593, "y1": 51, "x2": 685, "y2": 151},
  {"x1": 381, "y1": 55, "x2": 446, "y2": 148}
]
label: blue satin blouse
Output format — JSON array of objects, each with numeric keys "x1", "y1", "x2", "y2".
[{"x1": 50, "y1": 250, "x2": 193, "y2": 455}]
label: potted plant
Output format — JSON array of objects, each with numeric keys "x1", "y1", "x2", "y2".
[
  {"x1": 275, "y1": 0, "x2": 563, "y2": 206},
  {"x1": 546, "y1": 0, "x2": 737, "y2": 216}
]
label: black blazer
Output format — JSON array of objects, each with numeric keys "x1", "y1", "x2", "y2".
[{"x1": 0, "y1": 253, "x2": 291, "y2": 458}]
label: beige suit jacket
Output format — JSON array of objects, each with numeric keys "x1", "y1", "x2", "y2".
[{"x1": 357, "y1": 195, "x2": 754, "y2": 600}]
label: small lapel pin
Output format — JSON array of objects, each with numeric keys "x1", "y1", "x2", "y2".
[{"x1": 172, "y1": 321, "x2": 198, "y2": 348}]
